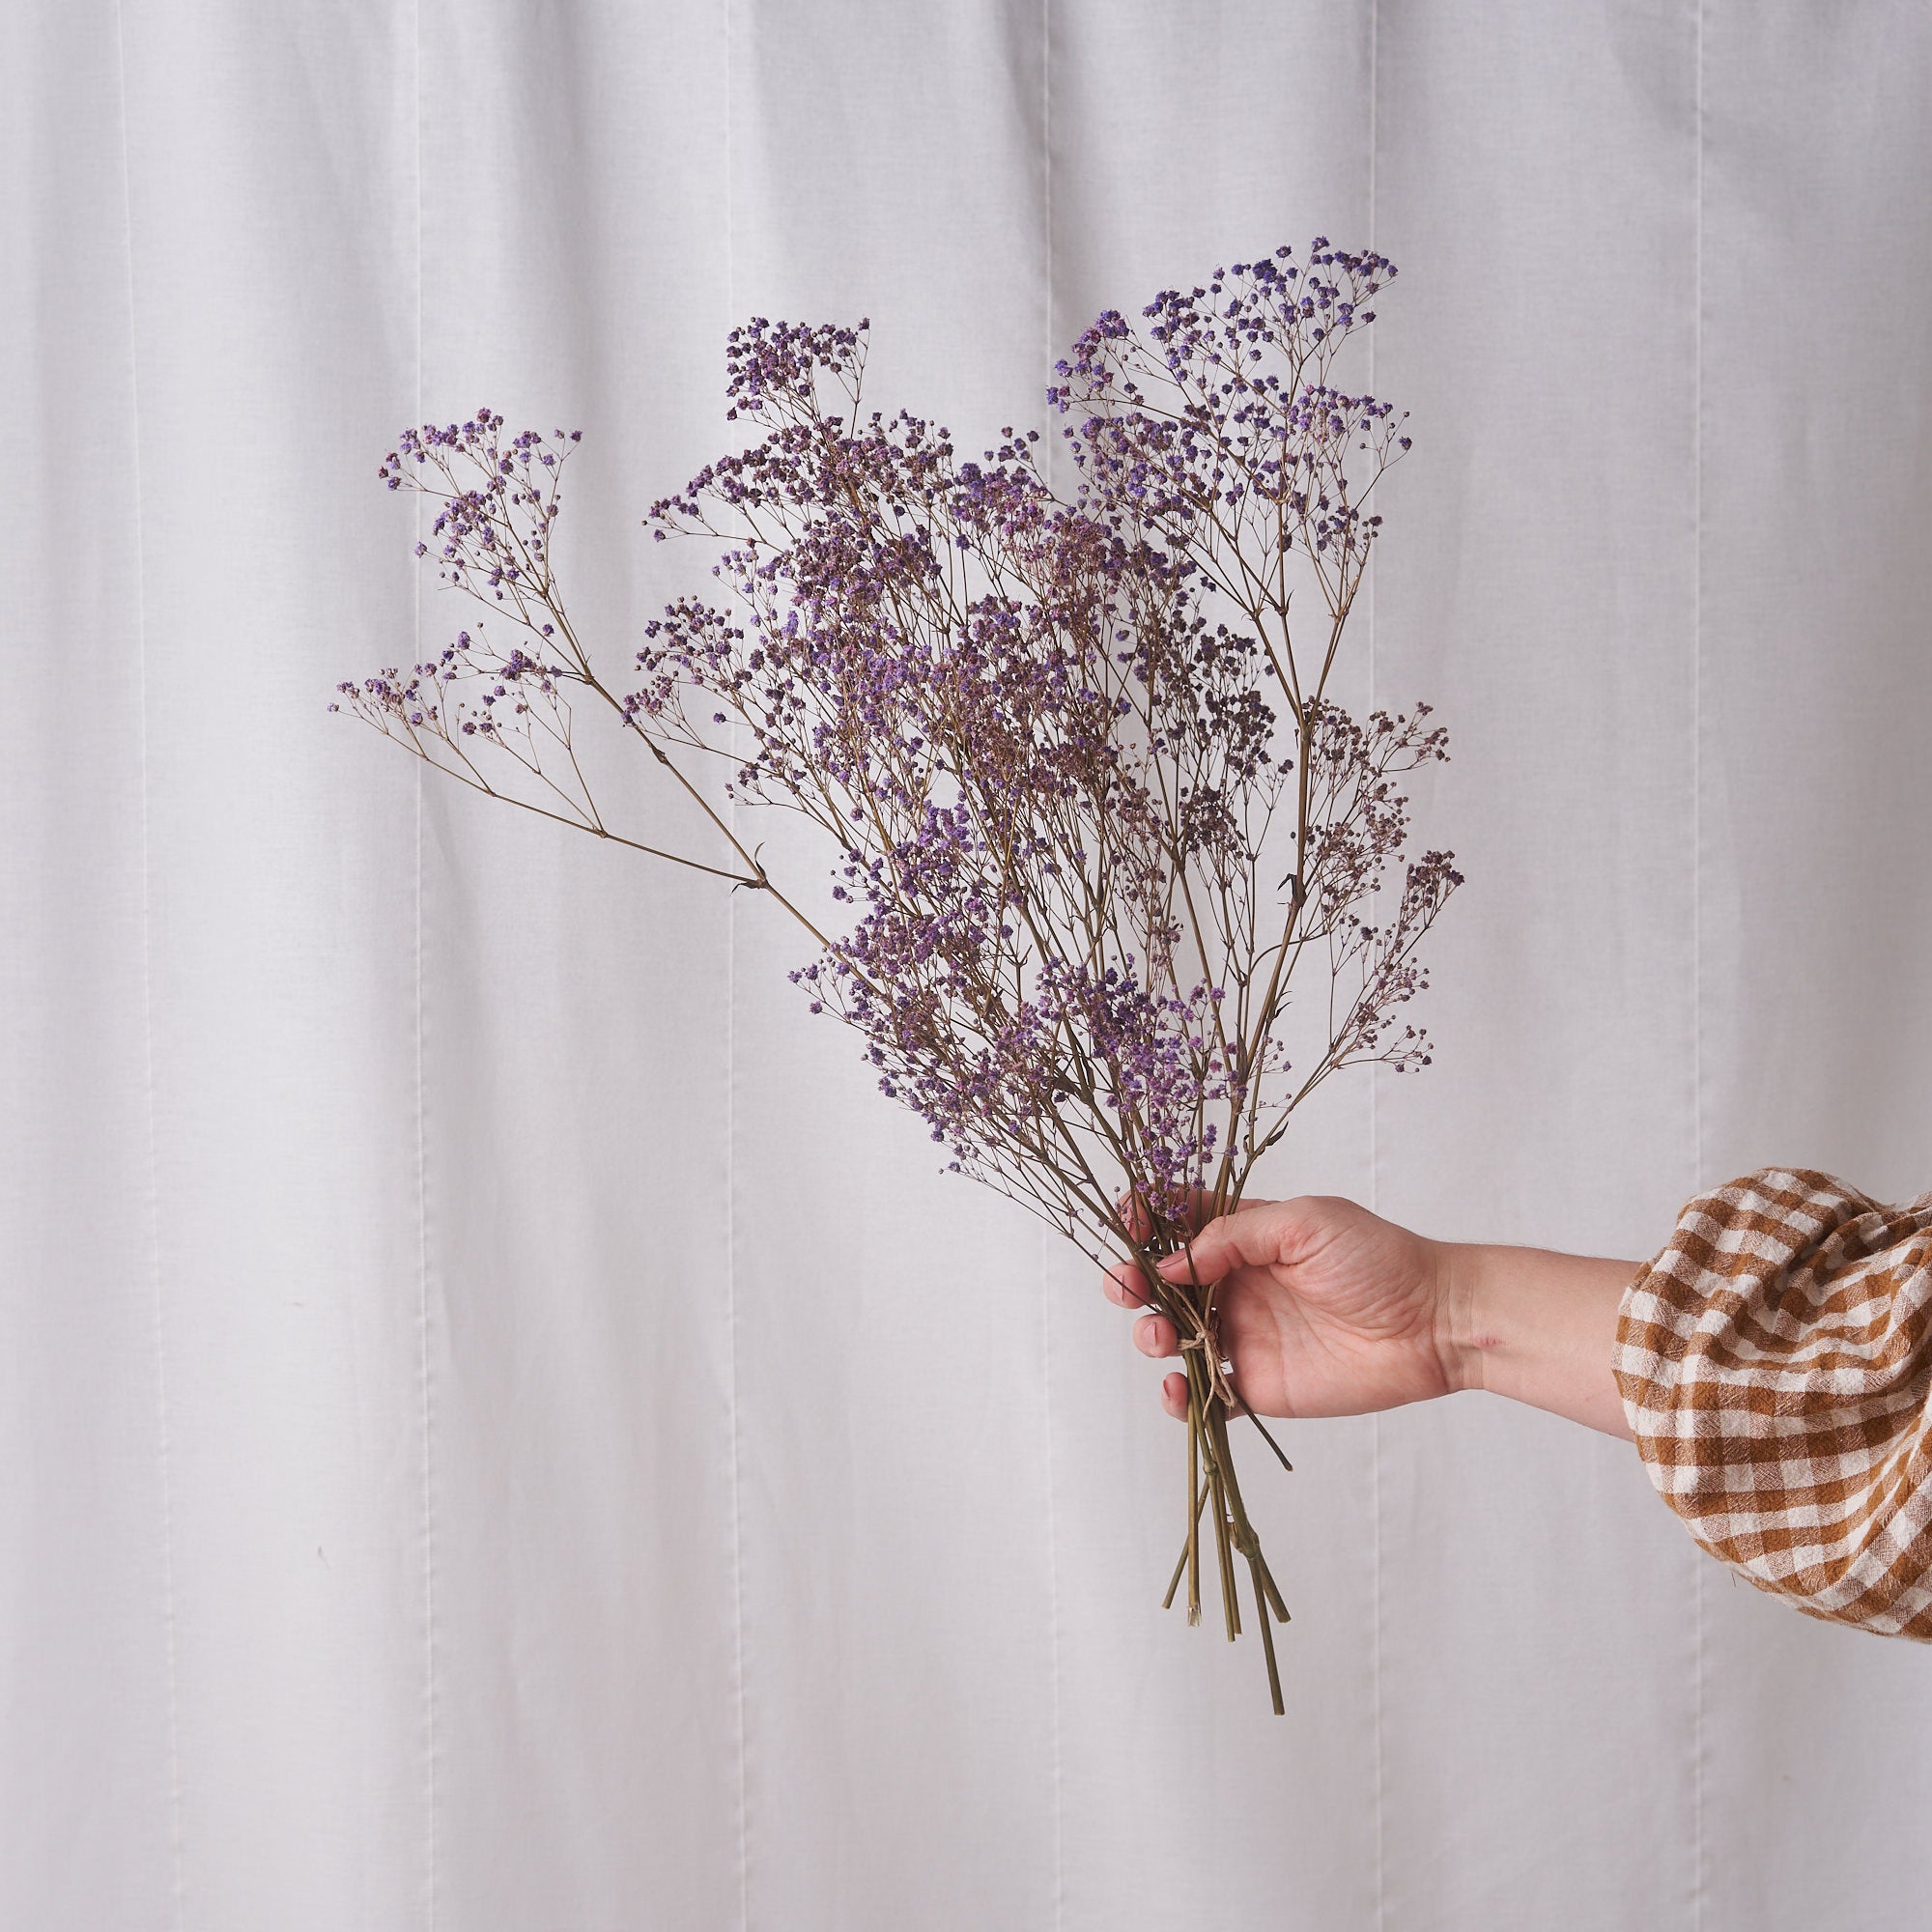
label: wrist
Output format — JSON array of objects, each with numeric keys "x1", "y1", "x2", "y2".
[
  {"x1": 1431, "y1": 1237, "x2": 1639, "y2": 1438},
  {"x1": 1430, "y1": 1238, "x2": 1489, "y2": 1397}
]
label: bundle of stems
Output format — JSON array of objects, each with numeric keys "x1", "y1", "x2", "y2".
[{"x1": 339, "y1": 238, "x2": 1459, "y2": 1713}]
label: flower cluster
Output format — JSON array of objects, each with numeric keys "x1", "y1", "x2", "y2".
[
  {"x1": 1050, "y1": 242, "x2": 1409, "y2": 624},
  {"x1": 380, "y1": 409, "x2": 580, "y2": 608}
]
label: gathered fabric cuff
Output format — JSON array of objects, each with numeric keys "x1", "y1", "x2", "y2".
[{"x1": 1613, "y1": 1167, "x2": 1932, "y2": 1638}]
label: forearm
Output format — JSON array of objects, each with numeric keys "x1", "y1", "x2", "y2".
[{"x1": 1434, "y1": 1240, "x2": 1638, "y2": 1439}]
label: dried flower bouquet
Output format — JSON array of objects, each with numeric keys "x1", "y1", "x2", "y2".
[{"x1": 339, "y1": 239, "x2": 1460, "y2": 1713}]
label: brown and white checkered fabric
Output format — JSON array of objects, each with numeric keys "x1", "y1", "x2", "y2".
[{"x1": 1614, "y1": 1167, "x2": 1932, "y2": 1638}]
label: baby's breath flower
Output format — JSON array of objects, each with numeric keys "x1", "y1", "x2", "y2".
[{"x1": 341, "y1": 239, "x2": 1460, "y2": 1711}]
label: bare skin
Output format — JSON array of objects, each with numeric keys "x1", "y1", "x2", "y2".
[{"x1": 1103, "y1": 1195, "x2": 1637, "y2": 1441}]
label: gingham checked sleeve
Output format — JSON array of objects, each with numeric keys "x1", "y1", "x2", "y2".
[{"x1": 1613, "y1": 1168, "x2": 1932, "y2": 1638}]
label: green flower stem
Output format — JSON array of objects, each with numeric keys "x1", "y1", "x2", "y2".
[
  {"x1": 1168, "y1": 1335, "x2": 1292, "y2": 1713},
  {"x1": 1162, "y1": 1473, "x2": 1209, "y2": 1613}
]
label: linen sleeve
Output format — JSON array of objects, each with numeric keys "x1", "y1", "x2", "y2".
[{"x1": 1612, "y1": 1166, "x2": 1932, "y2": 1638}]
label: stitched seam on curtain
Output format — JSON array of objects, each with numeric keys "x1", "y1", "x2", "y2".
[
  {"x1": 1039, "y1": 9, "x2": 1066, "y2": 1927},
  {"x1": 1690, "y1": 1, "x2": 1707, "y2": 1924},
  {"x1": 114, "y1": 5, "x2": 187, "y2": 1922},
  {"x1": 724, "y1": 8, "x2": 752, "y2": 1926},
  {"x1": 1367, "y1": 0, "x2": 1385, "y2": 1923},
  {"x1": 412, "y1": 3, "x2": 440, "y2": 1923}
]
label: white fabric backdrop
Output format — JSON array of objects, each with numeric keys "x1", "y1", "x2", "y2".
[{"x1": 7, "y1": 2, "x2": 1932, "y2": 1926}]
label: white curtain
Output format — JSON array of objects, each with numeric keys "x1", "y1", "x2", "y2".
[{"x1": 8, "y1": 3, "x2": 1932, "y2": 1925}]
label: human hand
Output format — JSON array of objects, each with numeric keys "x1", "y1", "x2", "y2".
[{"x1": 1104, "y1": 1194, "x2": 1455, "y2": 1422}]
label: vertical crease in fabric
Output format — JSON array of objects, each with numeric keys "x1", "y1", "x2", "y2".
[
  {"x1": 412, "y1": 3, "x2": 440, "y2": 1922},
  {"x1": 723, "y1": 8, "x2": 752, "y2": 1925},
  {"x1": 114, "y1": 5, "x2": 187, "y2": 1921},
  {"x1": 1690, "y1": 1, "x2": 1708, "y2": 1924},
  {"x1": 1366, "y1": 1, "x2": 1386, "y2": 1922},
  {"x1": 1038, "y1": 12, "x2": 1065, "y2": 1927}
]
